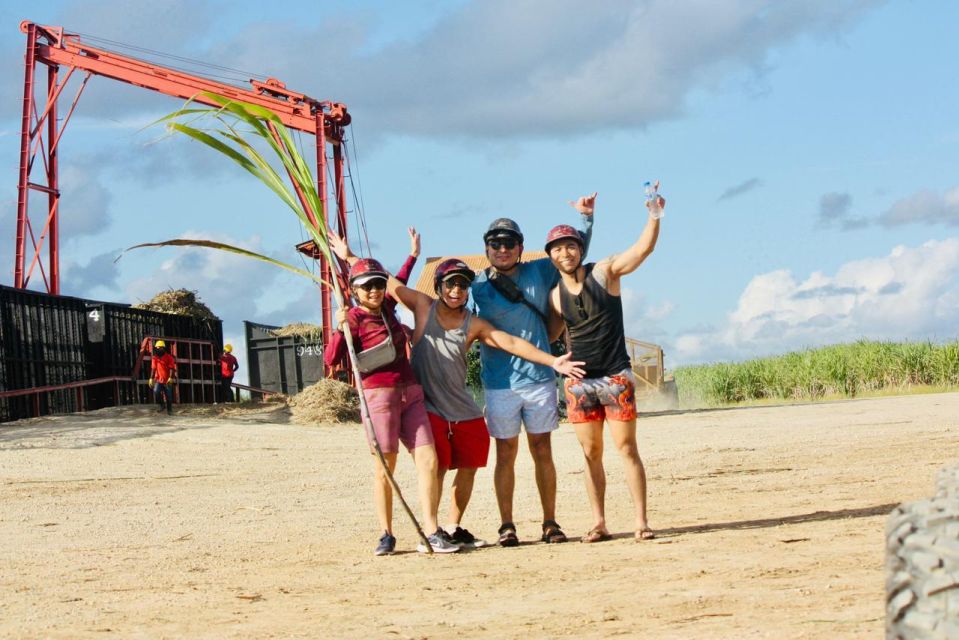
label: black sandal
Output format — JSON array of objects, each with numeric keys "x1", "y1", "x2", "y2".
[
  {"x1": 541, "y1": 519, "x2": 568, "y2": 544},
  {"x1": 497, "y1": 522, "x2": 519, "y2": 547}
]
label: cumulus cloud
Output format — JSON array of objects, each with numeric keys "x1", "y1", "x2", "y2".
[
  {"x1": 61, "y1": 249, "x2": 123, "y2": 297},
  {"x1": 673, "y1": 238, "x2": 959, "y2": 364},
  {"x1": 878, "y1": 186, "x2": 959, "y2": 227},
  {"x1": 621, "y1": 286, "x2": 675, "y2": 345},
  {"x1": 718, "y1": 178, "x2": 762, "y2": 202},
  {"x1": 58, "y1": 164, "x2": 114, "y2": 238},
  {"x1": 817, "y1": 191, "x2": 869, "y2": 230}
]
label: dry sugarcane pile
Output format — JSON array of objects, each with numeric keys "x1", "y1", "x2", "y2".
[
  {"x1": 288, "y1": 378, "x2": 360, "y2": 424},
  {"x1": 270, "y1": 322, "x2": 323, "y2": 341},
  {"x1": 133, "y1": 289, "x2": 219, "y2": 319}
]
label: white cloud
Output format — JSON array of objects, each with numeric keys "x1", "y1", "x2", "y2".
[
  {"x1": 2, "y1": 1, "x2": 884, "y2": 141},
  {"x1": 878, "y1": 186, "x2": 959, "y2": 227},
  {"x1": 674, "y1": 238, "x2": 959, "y2": 364},
  {"x1": 621, "y1": 286, "x2": 675, "y2": 344}
]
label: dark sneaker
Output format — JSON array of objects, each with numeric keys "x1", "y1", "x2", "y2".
[
  {"x1": 450, "y1": 526, "x2": 486, "y2": 549},
  {"x1": 417, "y1": 529, "x2": 460, "y2": 554},
  {"x1": 374, "y1": 531, "x2": 396, "y2": 556}
]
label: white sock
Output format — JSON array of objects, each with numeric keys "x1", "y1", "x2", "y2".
[{"x1": 445, "y1": 523, "x2": 460, "y2": 534}]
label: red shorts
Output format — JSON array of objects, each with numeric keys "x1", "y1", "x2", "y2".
[
  {"x1": 428, "y1": 413, "x2": 490, "y2": 470},
  {"x1": 563, "y1": 370, "x2": 637, "y2": 424}
]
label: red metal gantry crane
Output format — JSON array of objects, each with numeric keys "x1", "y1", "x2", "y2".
[{"x1": 14, "y1": 20, "x2": 350, "y2": 355}]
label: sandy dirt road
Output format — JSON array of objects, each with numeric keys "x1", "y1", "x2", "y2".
[{"x1": 1, "y1": 393, "x2": 958, "y2": 639}]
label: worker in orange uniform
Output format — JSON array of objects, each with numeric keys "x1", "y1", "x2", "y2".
[
  {"x1": 218, "y1": 344, "x2": 240, "y2": 402},
  {"x1": 149, "y1": 340, "x2": 178, "y2": 415}
]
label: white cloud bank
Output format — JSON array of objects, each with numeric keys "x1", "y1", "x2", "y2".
[
  {"x1": 674, "y1": 238, "x2": 959, "y2": 364},
  {"x1": 1, "y1": 0, "x2": 884, "y2": 141}
]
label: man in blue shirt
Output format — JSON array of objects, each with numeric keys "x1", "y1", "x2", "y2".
[{"x1": 471, "y1": 193, "x2": 595, "y2": 546}]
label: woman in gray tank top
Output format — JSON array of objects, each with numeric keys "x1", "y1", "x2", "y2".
[{"x1": 394, "y1": 258, "x2": 585, "y2": 548}]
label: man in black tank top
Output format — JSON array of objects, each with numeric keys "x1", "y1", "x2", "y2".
[{"x1": 546, "y1": 190, "x2": 665, "y2": 543}]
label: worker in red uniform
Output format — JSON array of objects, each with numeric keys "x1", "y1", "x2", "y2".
[
  {"x1": 218, "y1": 344, "x2": 240, "y2": 402},
  {"x1": 149, "y1": 340, "x2": 178, "y2": 415}
]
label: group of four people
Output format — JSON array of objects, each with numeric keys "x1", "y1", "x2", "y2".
[{"x1": 325, "y1": 191, "x2": 664, "y2": 555}]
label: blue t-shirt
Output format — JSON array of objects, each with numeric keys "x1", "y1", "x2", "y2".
[
  {"x1": 472, "y1": 258, "x2": 559, "y2": 389},
  {"x1": 471, "y1": 214, "x2": 593, "y2": 390}
]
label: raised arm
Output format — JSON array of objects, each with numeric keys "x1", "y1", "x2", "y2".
[
  {"x1": 568, "y1": 192, "x2": 596, "y2": 256},
  {"x1": 606, "y1": 195, "x2": 664, "y2": 278},
  {"x1": 395, "y1": 227, "x2": 420, "y2": 284},
  {"x1": 386, "y1": 276, "x2": 432, "y2": 315},
  {"x1": 473, "y1": 317, "x2": 585, "y2": 378}
]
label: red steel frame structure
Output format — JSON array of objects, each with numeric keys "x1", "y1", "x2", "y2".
[{"x1": 14, "y1": 21, "x2": 349, "y2": 358}]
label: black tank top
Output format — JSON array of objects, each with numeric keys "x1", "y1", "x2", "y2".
[{"x1": 558, "y1": 263, "x2": 631, "y2": 378}]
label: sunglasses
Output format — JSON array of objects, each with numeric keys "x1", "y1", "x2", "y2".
[
  {"x1": 443, "y1": 278, "x2": 471, "y2": 291},
  {"x1": 487, "y1": 238, "x2": 518, "y2": 251},
  {"x1": 574, "y1": 294, "x2": 588, "y2": 321},
  {"x1": 356, "y1": 280, "x2": 386, "y2": 292}
]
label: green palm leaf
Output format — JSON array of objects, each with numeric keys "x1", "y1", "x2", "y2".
[{"x1": 117, "y1": 239, "x2": 330, "y2": 286}]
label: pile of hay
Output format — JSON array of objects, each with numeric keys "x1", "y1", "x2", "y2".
[
  {"x1": 270, "y1": 322, "x2": 323, "y2": 341},
  {"x1": 289, "y1": 378, "x2": 359, "y2": 424},
  {"x1": 134, "y1": 289, "x2": 218, "y2": 319}
]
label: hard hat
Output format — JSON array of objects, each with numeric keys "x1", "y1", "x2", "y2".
[
  {"x1": 224, "y1": 344, "x2": 233, "y2": 353},
  {"x1": 433, "y1": 258, "x2": 475, "y2": 292},
  {"x1": 483, "y1": 218, "x2": 524, "y2": 244},
  {"x1": 155, "y1": 340, "x2": 166, "y2": 348},
  {"x1": 349, "y1": 258, "x2": 389, "y2": 286},
  {"x1": 544, "y1": 224, "x2": 584, "y2": 252}
]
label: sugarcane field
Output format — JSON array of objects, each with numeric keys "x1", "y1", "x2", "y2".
[{"x1": 4, "y1": 3, "x2": 959, "y2": 639}]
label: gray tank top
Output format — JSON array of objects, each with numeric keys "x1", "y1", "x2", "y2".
[{"x1": 410, "y1": 302, "x2": 483, "y2": 421}]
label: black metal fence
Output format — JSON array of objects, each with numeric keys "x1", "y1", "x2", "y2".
[
  {"x1": 244, "y1": 321, "x2": 324, "y2": 396},
  {"x1": 1, "y1": 285, "x2": 223, "y2": 422}
]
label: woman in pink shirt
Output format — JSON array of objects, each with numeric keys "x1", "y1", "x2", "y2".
[{"x1": 325, "y1": 229, "x2": 458, "y2": 556}]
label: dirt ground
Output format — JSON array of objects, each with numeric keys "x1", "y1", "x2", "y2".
[{"x1": 2, "y1": 393, "x2": 957, "y2": 639}]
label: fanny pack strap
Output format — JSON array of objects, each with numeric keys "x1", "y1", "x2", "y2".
[{"x1": 485, "y1": 267, "x2": 549, "y2": 324}]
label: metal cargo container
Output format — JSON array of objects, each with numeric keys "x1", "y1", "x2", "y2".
[
  {"x1": 1, "y1": 285, "x2": 224, "y2": 421},
  {"x1": 244, "y1": 321, "x2": 324, "y2": 395},
  {"x1": 1, "y1": 285, "x2": 89, "y2": 420},
  {"x1": 85, "y1": 302, "x2": 222, "y2": 406}
]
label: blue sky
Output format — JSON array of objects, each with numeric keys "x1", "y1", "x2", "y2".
[{"x1": 3, "y1": 0, "x2": 958, "y2": 378}]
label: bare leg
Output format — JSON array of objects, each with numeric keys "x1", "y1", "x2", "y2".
[
  {"x1": 436, "y1": 466, "x2": 448, "y2": 507},
  {"x1": 412, "y1": 444, "x2": 440, "y2": 533},
  {"x1": 494, "y1": 437, "x2": 519, "y2": 524},
  {"x1": 573, "y1": 421, "x2": 608, "y2": 533},
  {"x1": 527, "y1": 432, "x2": 557, "y2": 523},
  {"x1": 449, "y1": 467, "x2": 478, "y2": 525},
  {"x1": 372, "y1": 452, "x2": 399, "y2": 534},
  {"x1": 608, "y1": 419, "x2": 652, "y2": 535}
]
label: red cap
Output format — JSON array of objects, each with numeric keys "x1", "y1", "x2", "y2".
[
  {"x1": 544, "y1": 224, "x2": 583, "y2": 252},
  {"x1": 349, "y1": 258, "x2": 389, "y2": 285},
  {"x1": 433, "y1": 258, "x2": 475, "y2": 290}
]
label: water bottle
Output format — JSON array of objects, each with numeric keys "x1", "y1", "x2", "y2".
[{"x1": 644, "y1": 180, "x2": 664, "y2": 219}]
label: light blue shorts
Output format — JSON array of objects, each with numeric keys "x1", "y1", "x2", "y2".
[{"x1": 484, "y1": 381, "x2": 559, "y2": 439}]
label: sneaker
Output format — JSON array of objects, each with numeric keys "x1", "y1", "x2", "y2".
[
  {"x1": 449, "y1": 526, "x2": 486, "y2": 549},
  {"x1": 417, "y1": 529, "x2": 460, "y2": 554},
  {"x1": 374, "y1": 531, "x2": 396, "y2": 556}
]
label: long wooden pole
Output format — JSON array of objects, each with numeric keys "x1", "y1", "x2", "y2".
[{"x1": 266, "y1": 122, "x2": 433, "y2": 553}]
